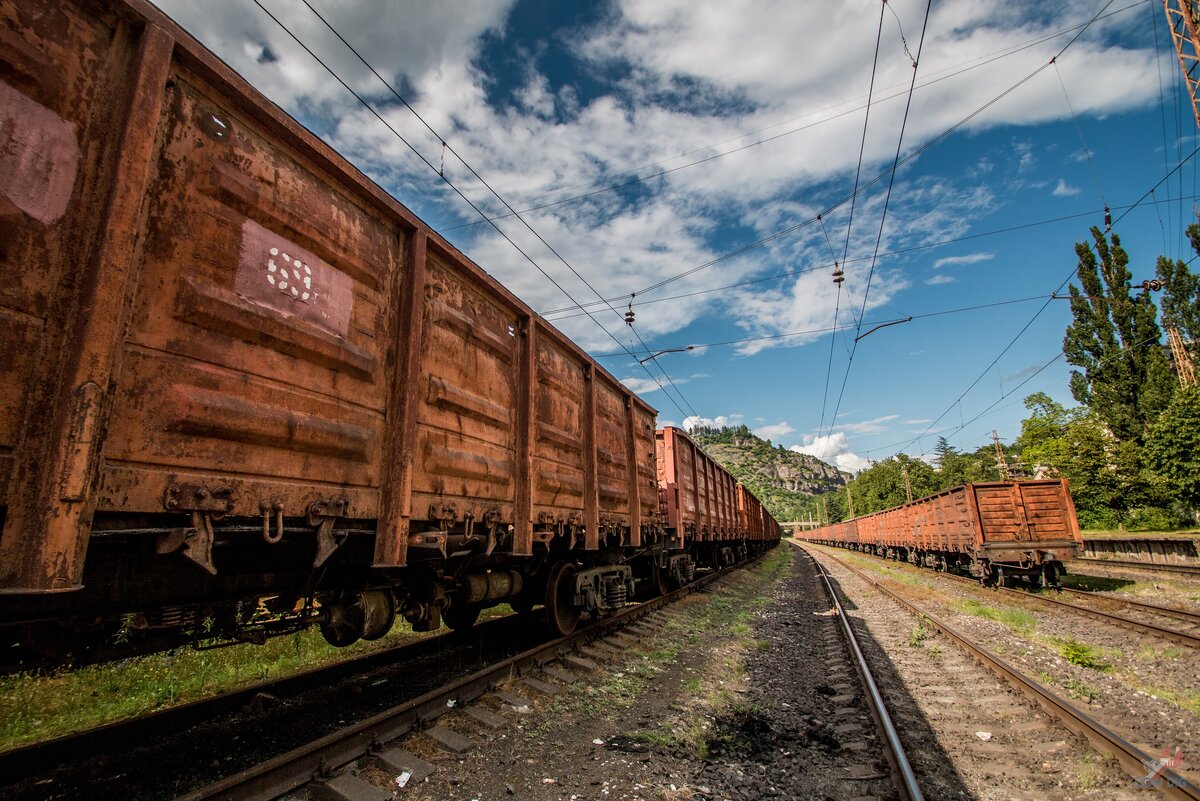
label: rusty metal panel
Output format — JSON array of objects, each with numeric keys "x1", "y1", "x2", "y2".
[
  {"x1": 532, "y1": 333, "x2": 587, "y2": 522},
  {"x1": 99, "y1": 59, "x2": 398, "y2": 524},
  {"x1": 594, "y1": 376, "x2": 631, "y2": 528},
  {"x1": 632, "y1": 405, "x2": 658, "y2": 532},
  {"x1": 411, "y1": 251, "x2": 519, "y2": 522},
  {"x1": 0, "y1": 3, "x2": 175, "y2": 591}
]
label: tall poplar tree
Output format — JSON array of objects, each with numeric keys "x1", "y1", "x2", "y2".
[
  {"x1": 1155, "y1": 222, "x2": 1200, "y2": 365},
  {"x1": 1062, "y1": 227, "x2": 1174, "y2": 446}
]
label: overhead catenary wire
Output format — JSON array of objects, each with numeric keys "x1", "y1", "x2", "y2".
[
  {"x1": 298, "y1": 0, "x2": 705, "y2": 421},
  {"x1": 436, "y1": 1, "x2": 1146, "y2": 236},
  {"x1": 883, "y1": 141, "x2": 1200, "y2": 461},
  {"x1": 841, "y1": 0, "x2": 1125, "y2": 462},
  {"x1": 820, "y1": 0, "x2": 933, "y2": 460},
  {"x1": 593, "y1": 293, "x2": 1050, "y2": 359},
  {"x1": 541, "y1": 193, "x2": 1200, "y2": 322},
  {"x1": 255, "y1": 0, "x2": 701, "y2": 419}
]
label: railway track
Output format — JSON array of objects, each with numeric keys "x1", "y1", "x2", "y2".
[
  {"x1": 818, "y1": 545, "x2": 1200, "y2": 649},
  {"x1": 805, "y1": 544, "x2": 1199, "y2": 800},
  {"x1": 1077, "y1": 557, "x2": 1200, "y2": 577},
  {"x1": 807, "y1": 553, "x2": 924, "y2": 801},
  {"x1": 164, "y1": 559, "x2": 756, "y2": 801},
  {"x1": 0, "y1": 620, "x2": 510, "y2": 784}
]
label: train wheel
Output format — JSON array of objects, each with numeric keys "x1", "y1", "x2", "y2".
[
  {"x1": 545, "y1": 561, "x2": 581, "y2": 636},
  {"x1": 443, "y1": 603, "x2": 481, "y2": 631},
  {"x1": 319, "y1": 591, "x2": 364, "y2": 647},
  {"x1": 647, "y1": 561, "x2": 669, "y2": 598}
]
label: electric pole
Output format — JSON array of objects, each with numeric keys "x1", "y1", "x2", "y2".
[
  {"x1": 1165, "y1": 1, "x2": 1200, "y2": 130},
  {"x1": 1168, "y1": 324, "x2": 1197, "y2": 388}
]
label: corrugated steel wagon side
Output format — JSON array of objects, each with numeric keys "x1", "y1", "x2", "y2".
[
  {"x1": 0, "y1": 0, "x2": 668, "y2": 659},
  {"x1": 799, "y1": 480, "x2": 1082, "y2": 585}
]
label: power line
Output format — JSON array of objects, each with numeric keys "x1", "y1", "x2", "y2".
[
  {"x1": 592, "y1": 293, "x2": 1049, "y2": 359},
  {"x1": 822, "y1": 0, "x2": 933, "y2": 459},
  {"x1": 255, "y1": 0, "x2": 701, "y2": 419},
  {"x1": 888, "y1": 140, "x2": 1200, "y2": 460},
  {"x1": 848, "y1": 0, "x2": 1122, "y2": 461},
  {"x1": 541, "y1": 193, "x2": 1200, "y2": 322},
  {"x1": 435, "y1": 1, "x2": 1147, "y2": 235}
]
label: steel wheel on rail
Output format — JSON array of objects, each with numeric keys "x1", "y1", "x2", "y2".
[
  {"x1": 545, "y1": 561, "x2": 581, "y2": 636},
  {"x1": 443, "y1": 603, "x2": 481, "y2": 631}
]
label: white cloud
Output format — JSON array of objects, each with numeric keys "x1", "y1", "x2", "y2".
[
  {"x1": 835, "y1": 414, "x2": 899, "y2": 435},
  {"x1": 683, "y1": 413, "x2": 743, "y2": 430},
  {"x1": 1052, "y1": 178, "x2": 1081, "y2": 197},
  {"x1": 621, "y1": 376, "x2": 674, "y2": 395},
  {"x1": 933, "y1": 252, "x2": 993, "y2": 269},
  {"x1": 904, "y1": 418, "x2": 932, "y2": 425},
  {"x1": 151, "y1": 0, "x2": 1161, "y2": 355},
  {"x1": 791, "y1": 433, "x2": 870, "y2": 473},
  {"x1": 754, "y1": 422, "x2": 795, "y2": 440},
  {"x1": 925, "y1": 274, "x2": 956, "y2": 285}
]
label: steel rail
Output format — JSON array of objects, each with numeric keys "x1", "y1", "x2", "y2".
[
  {"x1": 804, "y1": 545, "x2": 1200, "y2": 800},
  {"x1": 0, "y1": 617, "x2": 515, "y2": 781},
  {"x1": 172, "y1": 554, "x2": 766, "y2": 801},
  {"x1": 1078, "y1": 558, "x2": 1200, "y2": 576},
  {"x1": 805, "y1": 552, "x2": 924, "y2": 801},
  {"x1": 1060, "y1": 587, "x2": 1200, "y2": 627},
  {"x1": 809, "y1": 544, "x2": 1200, "y2": 648}
]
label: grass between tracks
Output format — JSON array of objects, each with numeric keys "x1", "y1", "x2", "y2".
[
  {"x1": 528, "y1": 545, "x2": 792, "y2": 760},
  {"x1": 0, "y1": 604, "x2": 515, "y2": 752}
]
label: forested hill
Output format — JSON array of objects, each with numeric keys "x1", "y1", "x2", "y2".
[{"x1": 688, "y1": 425, "x2": 850, "y2": 522}]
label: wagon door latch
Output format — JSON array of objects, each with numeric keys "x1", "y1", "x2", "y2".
[
  {"x1": 161, "y1": 483, "x2": 235, "y2": 575},
  {"x1": 309, "y1": 497, "x2": 349, "y2": 568}
]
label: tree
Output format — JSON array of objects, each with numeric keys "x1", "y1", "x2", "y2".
[
  {"x1": 1015, "y1": 392, "x2": 1079, "y2": 474},
  {"x1": 932, "y1": 436, "x2": 986, "y2": 489},
  {"x1": 1146, "y1": 385, "x2": 1200, "y2": 511},
  {"x1": 1156, "y1": 222, "x2": 1200, "y2": 367},
  {"x1": 1063, "y1": 227, "x2": 1174, "y2": 446}
]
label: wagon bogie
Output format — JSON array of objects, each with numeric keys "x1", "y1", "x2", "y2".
[
  {"x1": 1, "y1": 0, "x2": 689, "y2": 666},
  {"x1": 801, "y1": 480, "x2": 1083, "y2": 587}
]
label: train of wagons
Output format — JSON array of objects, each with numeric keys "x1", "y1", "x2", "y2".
[
  {"x1": 800, "y1": 479, "x2": 1084, "y2": 586},
  {"x1": 0, "y1": 0, "x2": 780, "y2": 667}
]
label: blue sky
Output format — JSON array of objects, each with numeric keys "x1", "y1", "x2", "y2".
[{"x1": 155, "y1": 0, "x2": 1198, "y2": 472}]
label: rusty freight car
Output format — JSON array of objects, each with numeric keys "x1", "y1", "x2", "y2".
[
  {"x1": 802, "y1": 480, "x2": 1083, "y2": 585},
  {"x1": 656, "y1": 427, "x2": 778, "y2": 576},
  {"x1": 0, "y1": 0, "x2": 712, "y2": 664}
]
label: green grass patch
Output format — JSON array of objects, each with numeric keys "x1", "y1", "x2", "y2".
[
  {"x1": 1062, "y1": 676, "x2": 1101, "y2": 702},
  {"x1": 954, "y1": 599, "x2": 1037, "y2": 634},
  {"x1": 1136, "y1": 685, "x2": 1200, "y2": 715},
  {"x1": 1056, "y1": 638, "x2": 1112, "y2": 671},
  {"x1": 908, "y1": 618, "x2": 929, "y2": 647},
  {"x1": 1137, "y1": 645, "x2": 1188, "y2": 661},
  {"x1": 0, "y1": 623, "x2": 438, "y2": 751}
]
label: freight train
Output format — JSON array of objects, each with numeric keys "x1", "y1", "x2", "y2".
[
  {"x1": 0, "y1": 0, "x2": 779, "y2": 667},
  {"x1": 800, "y1": 480, "x2": 1083, "y2": 586}
]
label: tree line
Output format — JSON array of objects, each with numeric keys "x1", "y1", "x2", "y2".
[{"x1": 806, "y1": 224, "x2": 1200, "y2": 532}]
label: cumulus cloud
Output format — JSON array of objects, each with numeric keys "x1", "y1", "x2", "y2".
[
  {"x1": 791, "y1": 433, "x2": 870, "y2": 473},
  {"x1": 683, "y1": 414, "x2": 743, "y2": 430},
  {"x1": 620, "y1": 376, "x2": 675, "y2": 395},
  {"x1": 1052, "y1": 178, "x2": 1082, "y2": 197},
  {"x1": 152, "y1": 0, "x2": 1161, "y2": 355},
  {"x1": 754, "y1": 421, "x2": 795, "y2": 440},
  {"x1": 835, "y1": 414, "x2": 899, "y2": 435}
]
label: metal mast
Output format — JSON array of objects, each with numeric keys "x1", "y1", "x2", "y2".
[{"x1": 1166, "y1": 1, "x2": 1200, "y2": 130}]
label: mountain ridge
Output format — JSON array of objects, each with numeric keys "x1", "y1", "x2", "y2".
[{"x1": 687, "y1": 425, "x2": 849, "y2": 522}]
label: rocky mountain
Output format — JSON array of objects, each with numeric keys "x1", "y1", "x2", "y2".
[{"x1": 688, "y1": 425, "x2": 849, "y2": 522}]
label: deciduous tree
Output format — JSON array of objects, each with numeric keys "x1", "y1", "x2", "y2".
[{"x1": 1063, "y1": 227, "x2": 1174, "y2": 446}]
